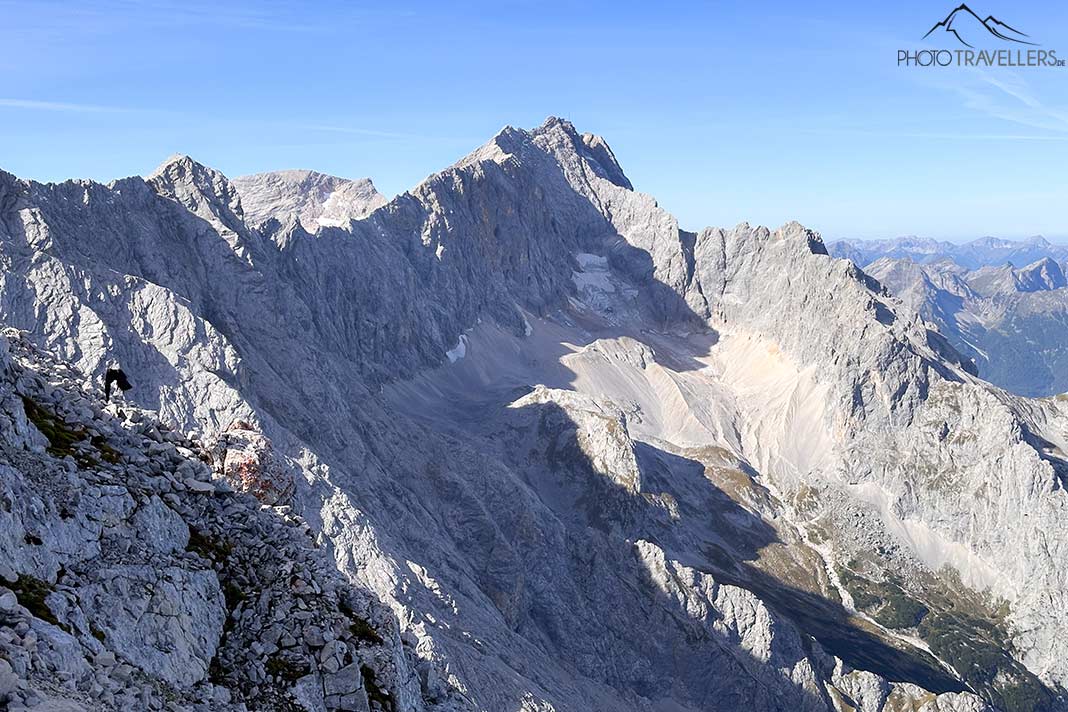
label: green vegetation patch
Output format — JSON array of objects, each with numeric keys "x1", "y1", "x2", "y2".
[
  {"x1": 838, "y1": 567, "x2": 929, "y2": 629},
  {"x1": 361, "y1": 665, "x2": 395, "y2": 711},
  {"x1": 10, "y1": 574, "x2": 59, "y2": 626},
  {"x1": 21, "y1": 396, "x2": 87, "y2": 461},
  {"x1": 90, "y1": 434, "x2": 123, "y2": 464},
  {"x1": 918, "y1": 611, "x2": 1054, "y2": 712},
  {"x1": 838, "y1": 562, "x2": 1056, "y2": 712},
  {"x1": 265, "y1": 655, "x2": 309, "y2": 683},
  {"x1": 20, "y1": 396, "x2": 122, "y2": 467},
  {"x1": 340, "y1": 598, "x2": 383, "y2": 645}
]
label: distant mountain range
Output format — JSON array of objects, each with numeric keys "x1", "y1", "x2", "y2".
[
  {"x1": 846, "y1": 245, "x2": 1068, "y2": 397},
  {"x1": 829, "y1": 235, "x2": 1068, "y2": 271}
]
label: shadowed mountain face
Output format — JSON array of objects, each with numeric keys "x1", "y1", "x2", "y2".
[{"x1": 3, "y1": 118, "x2": 1068, "y2": 711}]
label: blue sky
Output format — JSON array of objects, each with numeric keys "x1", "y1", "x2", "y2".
[{"x1": 1, "y1": 0, "x2": 1066, "y2": 241}]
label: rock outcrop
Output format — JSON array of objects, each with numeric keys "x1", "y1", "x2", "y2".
[{"x1": 208, "y1": 421, "x2": 295, "y2": 506}]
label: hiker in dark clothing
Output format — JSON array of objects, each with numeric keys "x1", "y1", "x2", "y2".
[{"x1": 104, "y1": 367, "x2": 132, "y2": 402}]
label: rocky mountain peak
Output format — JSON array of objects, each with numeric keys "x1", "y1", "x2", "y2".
[
  {"x1": 147, "y1": 153, "x2": 200, "y2": 179},
  {"x1": 147, "y1": 153, "x2": 247, "y2": 235},
  {"x1": 829, "y1": 235, "x2": 1068, "y2": 270},
  {"x1": 867, "y1": 252, "x2": 1068, "y2": 395},
  {"x1": 778, "y1": 220, "x2": 828, "y2": 255},
  {"x1": 1016, "y1": 256, "x2": 1067, "y2": 291},
  {"x1": 148, "y1": 153, "x2": 238, "y2": 202},
  {"x1": 531, "y1": 116, "x2": 634, "y2": 190},
  {"x1": 469, "y1": 117, "x2": 635, "y2": 193},
  {"x1": 579, "y1": 131, "x2": 633, "y2": 190},
  {"x1": 965, "y1": 257, "x2": 1068, "y2": 296},
  {"x1": 232, "y1": 169, "x2": 386, "y2": 231}
]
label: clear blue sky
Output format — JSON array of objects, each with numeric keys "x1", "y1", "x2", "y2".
[{"x1": 1, "y1": 0, "x2": 1066, "y2": 241}]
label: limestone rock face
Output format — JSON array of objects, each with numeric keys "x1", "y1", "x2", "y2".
[
  {"x1": 209, "y1": 420, "x2": 295, "y2": 505},
  {"x1": 75, "y1": 564, "x2": 225, "y2": 687},
  {"x1": 232, "y1": 170, "x2": 387, "y2": 230},
  {"x1": 1, "y1": 117, "x2": 1064, "y2": 711},
  {"x1": 511, "y1": 385, "x2": 643, "y2": 493}
]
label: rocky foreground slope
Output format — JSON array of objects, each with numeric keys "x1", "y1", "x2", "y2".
[
  {"x1": 2, "y1": 118, "x2": 1068, "y2": 711},
  {"x1": 0, "y1": 328, "x2": 442, "y2": 711}
]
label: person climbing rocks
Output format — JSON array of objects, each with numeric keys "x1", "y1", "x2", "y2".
[{"x1": 104, "y1": 366, "x2": 132, "y2": 402}]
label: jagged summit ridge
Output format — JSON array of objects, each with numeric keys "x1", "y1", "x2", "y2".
[
  {"x1": 147, "y1": 152, "x2": 245, "y2": 219},
  {"x1": 456, "y1": 117, "x2": 634, "y2": 192},
  {"x1": 1012, "y1": 256, "x2": 1066, "y2": 292},
  {"x1": 232, "y1": 169, "x2": 386, "y2": 230}
]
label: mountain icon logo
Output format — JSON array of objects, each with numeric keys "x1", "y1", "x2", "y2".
[{"x1": 923, "y1": 4, "x2": 1037, "y2": 48}]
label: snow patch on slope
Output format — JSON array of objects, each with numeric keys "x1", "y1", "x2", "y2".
[{"x1": 446, "y1": 334, "x2": 468, "y2": 363}]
